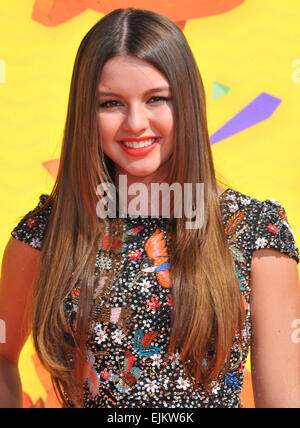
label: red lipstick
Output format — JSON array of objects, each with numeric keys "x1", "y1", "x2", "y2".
[
  {"x1": 118, "y1": 136, "x2": 160, "y2": 157},
  {"x1": 117, "y1": 136, "x2": 160, "y2": 142}
]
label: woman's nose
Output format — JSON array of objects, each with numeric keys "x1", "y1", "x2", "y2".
[{"x1": 122, "y1": 103, "x2": 149, "y2": 134}]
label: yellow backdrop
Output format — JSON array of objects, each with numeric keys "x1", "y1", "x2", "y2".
[{"x1": 1, "y1": 0, "x2": 299, "y2": 408}]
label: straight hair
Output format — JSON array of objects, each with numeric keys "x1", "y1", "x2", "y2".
[{"x1": 29, "y1": 8, "x2": 245, "y2": 407}]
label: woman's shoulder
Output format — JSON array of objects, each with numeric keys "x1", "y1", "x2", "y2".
[
  {"x1": 11, "y1": 193, "x2": 53, "y2": 251},
  {"x1": 219, "y1": 187, "x2": 300, "y2": 264},
  {"x1": 219, "y1": 187, "x2": 292, "y2": 221},
  {"x1": 219, "y1": 187, "x2": 262, "y2": 211}
]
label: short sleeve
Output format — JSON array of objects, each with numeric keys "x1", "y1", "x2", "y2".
[
  {"x1": 253, "y1": 199, "x2": 300, "y2": 263},
  {"x1": 11, "y1": 194, "x2": 52, "y2": 251}
]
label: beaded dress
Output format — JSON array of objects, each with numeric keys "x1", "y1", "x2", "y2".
[{"x1": 11, "y1": 188, "x2": 300, "y2": 408}]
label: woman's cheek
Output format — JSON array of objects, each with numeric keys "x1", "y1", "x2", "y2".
[{"x1": 98, "y1": 113, "x2": 123, "y2": 142}]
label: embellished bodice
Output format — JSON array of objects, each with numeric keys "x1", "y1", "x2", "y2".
[{"x1": 11, "y1": 188, "x2": 299, "y2": 407}]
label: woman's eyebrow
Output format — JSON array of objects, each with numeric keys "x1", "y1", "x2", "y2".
[
  {"x1": 145, "y1": 86, "x2": 170, "y2": 94},
  {"x1": 97, "y1": 91, "x2": 119, "y2": 97},
  {"x1": 98, "y1": 86, "x2": 171, "y2": 96}
]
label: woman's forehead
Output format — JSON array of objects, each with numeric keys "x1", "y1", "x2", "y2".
[{"x1": 98, "y1": 55, "x2": 171, "y2": 95}]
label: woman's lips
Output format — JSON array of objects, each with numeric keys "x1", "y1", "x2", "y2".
[{"x1": 118, "y1": 137, "x2": 160, "y2": 157}]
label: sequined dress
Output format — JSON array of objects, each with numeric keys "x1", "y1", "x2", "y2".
[{"x1": 11, "y1": 188, "x2": 300, "y2": 408}]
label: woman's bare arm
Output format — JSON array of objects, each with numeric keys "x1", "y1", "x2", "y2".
[
  {"x1": 0, "y1": 237, "x2": 40, "y2": 408},
  {"x1": 250, "y1": 248, "x2": 300, "y2": 408}
]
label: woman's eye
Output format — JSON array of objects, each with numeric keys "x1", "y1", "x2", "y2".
[
  {"x1": 148, "y1": 96, "x2": 171, "y2": 104},
  {"x1": 98, "y1": 97, "x2": 172, "y2": 109},
  {"x1": 99, "y1": 100, "x2": 122, "y2": 108}
]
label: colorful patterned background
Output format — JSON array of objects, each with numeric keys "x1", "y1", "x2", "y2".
[{"x1": 1, "y1": 0, "x2": 300, "y2": 408}]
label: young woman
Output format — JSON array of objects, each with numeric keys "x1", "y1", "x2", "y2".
[{"x1": 1, "y1": 8, "x2": 300, "y2": 408}]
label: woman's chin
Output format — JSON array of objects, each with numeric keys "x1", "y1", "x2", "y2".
[{"x1": 118, "y1": 167, "x2": 160, "y2": 180}]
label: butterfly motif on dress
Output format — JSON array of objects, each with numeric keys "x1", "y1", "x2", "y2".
[
  {"x1": 133, "y1": 329, "x2": 162, "y2": 357},
  {"x1": 115, "y1": 351, "x2": 143, "y2": 393},
  {"x1": 132, "y1": 228, "x2": 173, "y2": 288},
  {"x1": 99, "y1": 224, "x2": 144, "y2": 254}
]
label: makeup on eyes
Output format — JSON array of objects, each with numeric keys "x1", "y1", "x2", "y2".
[
  {"x1": 98, "y1": 96, "x2": 172, "y2": 109},
  {"x1": 98, "y1": 85, "x2": 172, "y2": 105}
]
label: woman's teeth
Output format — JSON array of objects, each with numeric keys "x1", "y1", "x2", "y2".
[{"x1": 121, "y1": 138, "x2": 158, "y2": 148}]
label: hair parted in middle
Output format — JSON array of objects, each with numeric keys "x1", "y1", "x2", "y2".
[{"x1": 30, "y1": 8, "x2": 245, "y2": 407}]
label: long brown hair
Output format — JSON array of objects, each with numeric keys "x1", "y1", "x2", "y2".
[{"x1": 30, "y1": 8, "x2": 244, "y2": 407}]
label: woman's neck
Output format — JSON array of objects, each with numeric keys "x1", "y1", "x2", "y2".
[{"x1": 115, "y1": 167, "x2": 173, "y2": 217}]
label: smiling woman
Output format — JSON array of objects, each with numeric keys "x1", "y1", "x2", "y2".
[
  {"x1": 97, "y1": 55, "x2": 175, "y2": 180},
  {"x1": 1, "y1": 7, "x2": 300, "y2": 409}
]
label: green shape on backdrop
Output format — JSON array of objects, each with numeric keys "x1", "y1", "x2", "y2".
[{"x1": 212, "y1": 81, "x2": 230, "y2": 100}]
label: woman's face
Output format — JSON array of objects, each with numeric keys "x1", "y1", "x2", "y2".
[{"x1": 97, "y1": 55, "x2": 175, "y2": 182}]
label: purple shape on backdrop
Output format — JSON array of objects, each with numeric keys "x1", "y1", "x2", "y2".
[{"x1": 210, "y1": 92, "x2": 282, "y2": 144}]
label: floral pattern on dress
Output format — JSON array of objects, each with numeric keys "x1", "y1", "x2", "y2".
[{"x1": 11, "y1": 188, "x2": 300, "y2": 408}]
